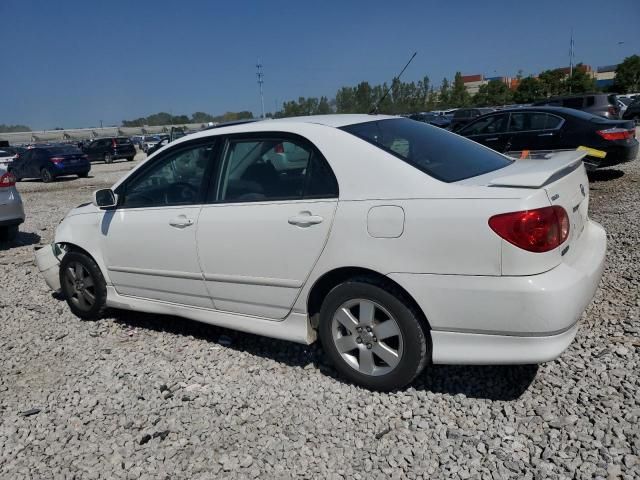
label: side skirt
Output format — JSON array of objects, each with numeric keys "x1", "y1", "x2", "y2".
[{"x1": 105, "y1": 286, "x2": 316, "y2": 345}]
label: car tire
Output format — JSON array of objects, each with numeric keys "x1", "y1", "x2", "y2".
[
  {"x1": 126, "y1": 156, "x2": 134, "y2": 162},
  {"x1": 0, "y1": 225, "x2": 18, "y2": 242},
  {"x1": 78, "y1": 172, "x2": 89, "y2": 178},
  {"x1": 41, "y1": 168, "x2": 54, "y2": 183},
  {"x1": 104, "y1": 153, "x2": 113, "y2": 164},
  {"x1": 59, "y1": 251, "x2": 108, "y2": 320},
  {"x1": 318, "y1": 278, "x2": 430, "y2": 391}
]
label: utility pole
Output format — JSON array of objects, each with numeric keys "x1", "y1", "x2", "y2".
[
  {"x1": 256, "y1": 61, "x2": 265, "y2": 119},
  {"x1": 568, "y1": 29, "x2": 574, "y2": 94}
]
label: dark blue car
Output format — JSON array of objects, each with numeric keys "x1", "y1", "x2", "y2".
[{"x1": 10, "y1": 145, "x2": 91, "y2": 183}]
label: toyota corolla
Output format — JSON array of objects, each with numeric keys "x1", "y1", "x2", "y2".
[{"x1": 35, "y1": 115, "x2": 606, "y2": 390}]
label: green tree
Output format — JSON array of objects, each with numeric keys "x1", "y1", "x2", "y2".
[
  {"x1": 614, "y1": 55, "x2": 640, "y2": 93},
  {"x1": 565, "y1": 64, "x2": 596, "y2": 94},
  {"x1": 191, "y1": 111, "x2": 215, "y2": 123},
  {"x1": 513, "y1": 76, "x2": 542, "y2": 103},
  {"x1": 317, "y1": 96, "x2": 332, "y2": 114},
  {"x1": 336, "y1": 86, "x2": 356, "y2": 113},
  {"x1": 472, "y1": 80, "x2": 513, "y2": 106},
  {"x1": 449, "y1": 72, "x2": 470, "y2": 108},
  {"x1": 438, "y1": 78, "x2": 451, "y2": 108},
  {"x1": 0, "y1": 124, "x2": 31, "y2": 132},
  {"x1": 538, "y1": 69, "x2": 565, "y2": 97}
]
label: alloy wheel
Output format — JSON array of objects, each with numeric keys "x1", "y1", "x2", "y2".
[
  {"x1": 63, "y1": 261, "x2": 96, "y2": 311},
  {"x1": 331, "y1": 299, "x2": 404, "y2": 376}
]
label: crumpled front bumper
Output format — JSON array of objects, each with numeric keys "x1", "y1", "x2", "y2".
[{"x1": 35, "y1": 243, "x2": 63, "y2": 291}]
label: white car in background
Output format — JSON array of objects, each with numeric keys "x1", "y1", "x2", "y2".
[{"x1": 36, "y1": 115, "x2": 606, "y2": 390}]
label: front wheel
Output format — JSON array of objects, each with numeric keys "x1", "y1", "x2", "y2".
[
  {"x1": 41, "y1": 168, "x2": 54, "y2": 183},
  {"x1": 78, "y1": 172, "x2": 89, "y2": 178},
  {"x1": 126, "y1": 156, "x2": 134, "y2": 162},
  {"x1": 59, "y1": 251, "x2": 108, "y2": 320},
  {"x1": 318, "y1": 279, "x2": 429, "y2": 391},
  {"x1": 104, "y1": 153, "x2": 113, "y2": 164}
]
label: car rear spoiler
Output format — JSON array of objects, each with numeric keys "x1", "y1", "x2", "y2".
[{"x1": 488, "y1": 150, "x2": 587, "y2": 188}]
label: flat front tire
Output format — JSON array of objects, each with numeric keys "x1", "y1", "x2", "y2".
[
  {"x1": 318, "y1": 279, "x2": 430, "y2": 391},
  {"x1": 59, "y1": 251, "x2": 107, "y2": 320}
]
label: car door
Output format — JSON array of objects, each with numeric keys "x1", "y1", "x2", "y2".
[
  {"x1": 197, "y1": 133, "x2": 339, "y2": 319},
  {"x1": 84, "y1": 140, "x2": 99, "y2": 161},
  {"x1": 101, "y1": 139, "x2": 218, "y2": 307},
  {"x1": 10, "y1": 150, "x2": 29, "y2": 179},
  {"x1": 506, "y1": 112, "x2": 564, "y2": 152},
  {"x1": 458, "y1": 113, "x2": 510, "y2": 151}
]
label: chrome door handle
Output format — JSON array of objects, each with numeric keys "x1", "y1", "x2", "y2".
[
  {"x1": 288, "y1": 212, "x2": 323, "y2": 227},
  {"x1": 538, "y1": 132, "x2": 555, "y2": 137},
  {"x1": 485, "y1": 137, "x2": 499, "y2": 141},
  {"x1": 169, "y1": 216, "x2": 194, "y2": 228}
]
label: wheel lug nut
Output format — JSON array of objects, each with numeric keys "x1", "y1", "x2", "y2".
[
  {"x1": 366, "y1": 327, "x2": 372, "y2": 332},
  {"x1": 356, "y1": 327, "x2": 362, "y2": 332},
  {"x1": 366, "y1": 343, "x2": 372, "y2": 349},
  {"x1": 373, "y1": 337, "x2": 377, "y2": 342},
  {"x1": 356, "y1": 337, "x2": 362, "y2": 344}
]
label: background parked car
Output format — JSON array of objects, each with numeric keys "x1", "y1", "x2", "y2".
[
  {"x1": 622, "y1": 98, "x2": 640, "y2": 124},
  {"x1": 0, "y1": 146, "x2": 26, "y2": 169},
  {"x1": 142, "y1": 135, "x2": 162, "y2": 153},
  {"x1": 532, "y1": 93, "x2": 620, "y2": 119},
  {"x1": 82, "y1": 137, "x2": 136, "y2": 163},
  {"x1": 0, "y1": 167, "x2": 25, "y2": 241},
  {"x1": 10, "y1": 145, "x2": 91, "y2": 183},
  {"x1": 449, "y1": 108, "x2": 494, "y2": 131},
  {"x1": 456, "y1": 106, "x2": 638, "y2": 169},
  {"x1": 409, "y1": 112, "x2": 452, "y2": 129},
  {"x1": 145, "y1": 137, "x2": 170, "y2": 156}
]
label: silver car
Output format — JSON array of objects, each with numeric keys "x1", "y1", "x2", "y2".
[{"x1": 0, "y1": 168, "x2": 25, "y2": 241}]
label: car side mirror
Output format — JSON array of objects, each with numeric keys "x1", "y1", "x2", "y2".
[{"x1": 93, "y1": 188, "x2": 118, "y2": 209}]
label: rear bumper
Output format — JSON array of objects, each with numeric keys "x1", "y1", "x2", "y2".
[
  {"x1": 0, "y1": 194, "x2": 26, "y2": 225},
  {"x1": 585, "y1": 140, "x2": 638, "y2": 168},
  {"x1": 389, "y1": 220, "x2": 606, "y2": 363}
]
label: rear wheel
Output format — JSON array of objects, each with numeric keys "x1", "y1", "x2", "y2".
[
  {"x1": 318, "y1": 279, "x2": 429, "y2": 391},
  {"x1": 126, "y1": 156, "x2": 134, "y2": 162},
  {"x1": 40, "y1": 168, "x2": 54, "y2": 183},
  {"x1": 59, "y1": 251, "x2": 107, "y2": 320},
  {"x1": 0, "y1": 225, "x2": 18, "y2": 242},
  {"x1": 78, "y1": 172, "x2": 89, "y2": 178},
  {"x1": 104, "y1": 153, "x2": 113, "y2": 164}
]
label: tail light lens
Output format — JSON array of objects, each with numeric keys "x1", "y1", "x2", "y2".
[
  {"x1": 274, "y1": 143, "x2": 285, "y2": 154},
  {"x1": 596, "y1": 128, "x2": 635, "y2": 141},
  {"x1": 112, "y1": 138, "x2": 117, "y2": 148},
  {"x1": 50, "y1": 157, "x2": 65, "y2": 164},
  {"x1": 0, "y1": 172, "x2": 16, "y2": 187},
  {"x1": 489, "y1": 206, "x2": 569, "y2": 253}
]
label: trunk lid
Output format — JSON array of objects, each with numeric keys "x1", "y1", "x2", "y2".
[{"x1": 487, "y1": 150, "x2": 590, "y2": 258}]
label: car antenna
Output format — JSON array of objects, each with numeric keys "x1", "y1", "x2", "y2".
[{"x1": 369, "y1": 51, "x2": 417, "y2": 115}]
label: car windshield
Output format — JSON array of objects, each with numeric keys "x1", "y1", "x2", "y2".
[{"x1": 341, "y1": 118, "x2": 513, "y2": 183}]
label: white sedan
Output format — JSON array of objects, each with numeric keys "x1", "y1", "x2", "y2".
[{"x1": 36, "y1": 115, "x2": 606, "y2": 390}]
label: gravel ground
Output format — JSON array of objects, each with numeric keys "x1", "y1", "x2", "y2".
[{"x1": 1, "y1": 149, "x2": 639, "y2": 480}]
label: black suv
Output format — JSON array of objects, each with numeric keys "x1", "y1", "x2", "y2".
[
  {"x1": 450, "y1": 108, "x2": 495, "y2": 131},
  {"x1": 82, "y1": 137, "x2": 136, "y2": 163},
  {"x1": 533, "y1": 94, "x2": 620, "y2": 119}
]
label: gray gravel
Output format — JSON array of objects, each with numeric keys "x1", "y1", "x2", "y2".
[{"x1": 1, "y1": 150, "x2": 639, "y2": 479}]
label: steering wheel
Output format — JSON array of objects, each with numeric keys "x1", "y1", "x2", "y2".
[{"x1": 164, "y1": 182, "x2": 199, "y2": 204}]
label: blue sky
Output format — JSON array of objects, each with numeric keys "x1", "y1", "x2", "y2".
[{"x1": 1, "y1": 0, "x2": 638, "y2": 129}]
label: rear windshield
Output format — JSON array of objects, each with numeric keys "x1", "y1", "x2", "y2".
[
  {"x1": 46, "y1": 146, "x2": 82, "y2": 155},
  {"x1": 116, "y1": 137, "x2": 132, "y2": 144},
  {"x1": 341, "y1": 118, "x2": 513, "y2": 183}
]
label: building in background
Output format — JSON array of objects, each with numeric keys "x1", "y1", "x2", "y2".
[{"x1": 595, "y1": 65, "x2": 617, "y2": 89}]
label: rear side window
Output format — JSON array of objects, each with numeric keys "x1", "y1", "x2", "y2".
[
  {"x1": 47, "y1": 146, "x2": 83, "y2": 155},
  {"x1": 116, "y1": 137, "x2": 132, "y2": 144},
  {"x1": 562, "y1": 97, "x2": 584, "y2": 109},
  {"x1": 509, "y1": 113, "x2": 562, "y2": 132},
  {"x1": 341, "y1": 118, "x2": 513, "y2": 183}
]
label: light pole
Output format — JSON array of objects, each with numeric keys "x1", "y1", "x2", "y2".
[{"x1": 256, "y1": 62, "x2": 265, "y2": 119}]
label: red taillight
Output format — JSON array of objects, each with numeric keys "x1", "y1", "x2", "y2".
[
  {"x1": 274, "y1": 143, "x2": 284, "y2": 154},
  {"x1": 489, "y1": 206, "x2": 569, "y2": 253},
  {"x1": 596, "y1": 128, "x2": 635, "y2": 141},
  {"x1": 0, "y1": 172, "x2": 16, "y2": 188},
  {"x1": 50, "y1": 156, "x2": 65, "y2": 164},
  {"x1": 112, "y1": 138, "x2": 117, "y2": 148}
]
